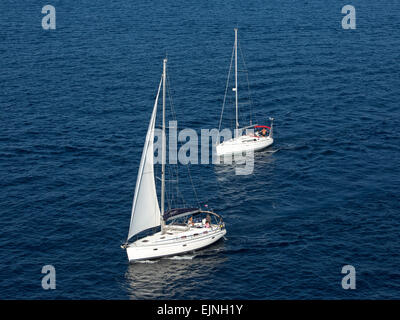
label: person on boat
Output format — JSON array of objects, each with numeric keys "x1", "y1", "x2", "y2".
[
  {"x1": 187, "y1": 216, "x2": 194, "y2": 227},
  {"x1": 261, "y1": 128, "x2": 267, "y2": 136},
  {"x1": 202, "y1": 214, "x2": 210, "y2": 228}
]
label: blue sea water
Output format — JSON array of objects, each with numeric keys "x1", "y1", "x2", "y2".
[{"x1": 1, "y1": 0, "x2": 399, "y2": 299}]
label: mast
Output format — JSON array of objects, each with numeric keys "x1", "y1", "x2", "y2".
[
  {"x1": 235, "y1": 28, "x2": 239, "y2": 137},
  {"x1": 234, "y1": 28, "x2": 239, "y2": 138},
  {"x1": 160, "y1": 58, "x2": 167, "y2": 231},
  {"x1": 269, "y1": 117, "x2": 274, "y2": 139}
]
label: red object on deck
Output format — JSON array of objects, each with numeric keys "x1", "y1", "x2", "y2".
[{"x1": 254, "y1": 125, "x2": 271, "y2": 129}]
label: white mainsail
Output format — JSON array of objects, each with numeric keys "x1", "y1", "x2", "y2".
[{"x1": 127, "y1": 77, "x2": 163, "y2": 241}]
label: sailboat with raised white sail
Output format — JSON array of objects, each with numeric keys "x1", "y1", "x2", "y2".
[
  {"x1": 122, "y1": 58, "x2": 226, "y2": 262},
  {"x1": 216, "y1": 28, "x2": 274, "y2": 156}
]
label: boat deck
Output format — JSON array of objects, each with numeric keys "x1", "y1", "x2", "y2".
[{"x1": 131, "y1": 224, "x2": 222, "y2": 247}]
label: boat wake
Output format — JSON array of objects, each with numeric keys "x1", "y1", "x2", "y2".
[
  {"x1": 261, "y1": 148, "x2": 279, "y2": 154},
  {"x1": 134, "y1": 259, "x2": 159, "y2": 264},
  {"x1": 165, "y1": 254, "x2": 197, "y2": 260}
]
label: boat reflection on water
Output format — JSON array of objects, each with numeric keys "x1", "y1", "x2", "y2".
[{"x1": 124, "y1": 241, "x2": 228, "y2": 299}]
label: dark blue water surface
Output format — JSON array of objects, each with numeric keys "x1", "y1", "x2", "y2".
[{"x1": 1, "y1": 1, "x2": 400, "y2": 299}]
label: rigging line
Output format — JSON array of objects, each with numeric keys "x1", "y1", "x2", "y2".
[
  {"x1": 186, "y1": 162, "x2": 201, "y2": 209},
  {"x1": 166, "y1": 69, "x2": 201, "y2": 209},
  {"x1": 177, "y1": 137, "x2": 199, "y2": 208},
  {"x1": 198, "y1": 164, "x2": 213, "y2": 209},
  {"x1": 170, "y1": 141, "x2": 182, "y2": 207},
  {"x1": 165, "y1": 164, "x2": 171, "y2": 210},
  {"x1": 168, "y1": 164, "x2": 176, "y2": 210},
  {"x1": 167, "y1": 165, "x2": 181, "y2": 209},
  {"x1": 238, "y1": 40, "x2": 254, "y2": 125},
  {"x1": 167, "y1": 72, "x2": 177, "y2": 123},
  {"x1": 166, "y1": 73, "x2": 184, "y2": 207},
  {"x1": 176, "y1": 184, "x2": 188, "y2": 208},
  {"x1": 173, "y1": 162, "x2": 184, "y2": 207},
  {"x1": 166, "y1": 72, "x2": 192, "y2": 209},
  {"x1": 166, "y1": 75, "x2": 179, "y2": 163},
  {"x1": 218, "y1": 43, "x2": 235, "y2": 132},
  {"x1": 238, "y1": 39, "x2": 257, "y2": 125},
  {"x1": 165, "y1": 63, "x2": 200, "y2": 210},
  {"x1": 165, "y1": 183, "x2": 172, "y2": 211},
  {"x1": 168, "y1": 162, "x2": 183, "y2": 209}
]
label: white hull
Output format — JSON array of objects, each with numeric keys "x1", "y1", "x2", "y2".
[
  {"x1": 126, "y1": 224, "x2": 226, "y2": 262},
  {"x1": 216, "y1": 135, "x2": 273, "y2": 156}
]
